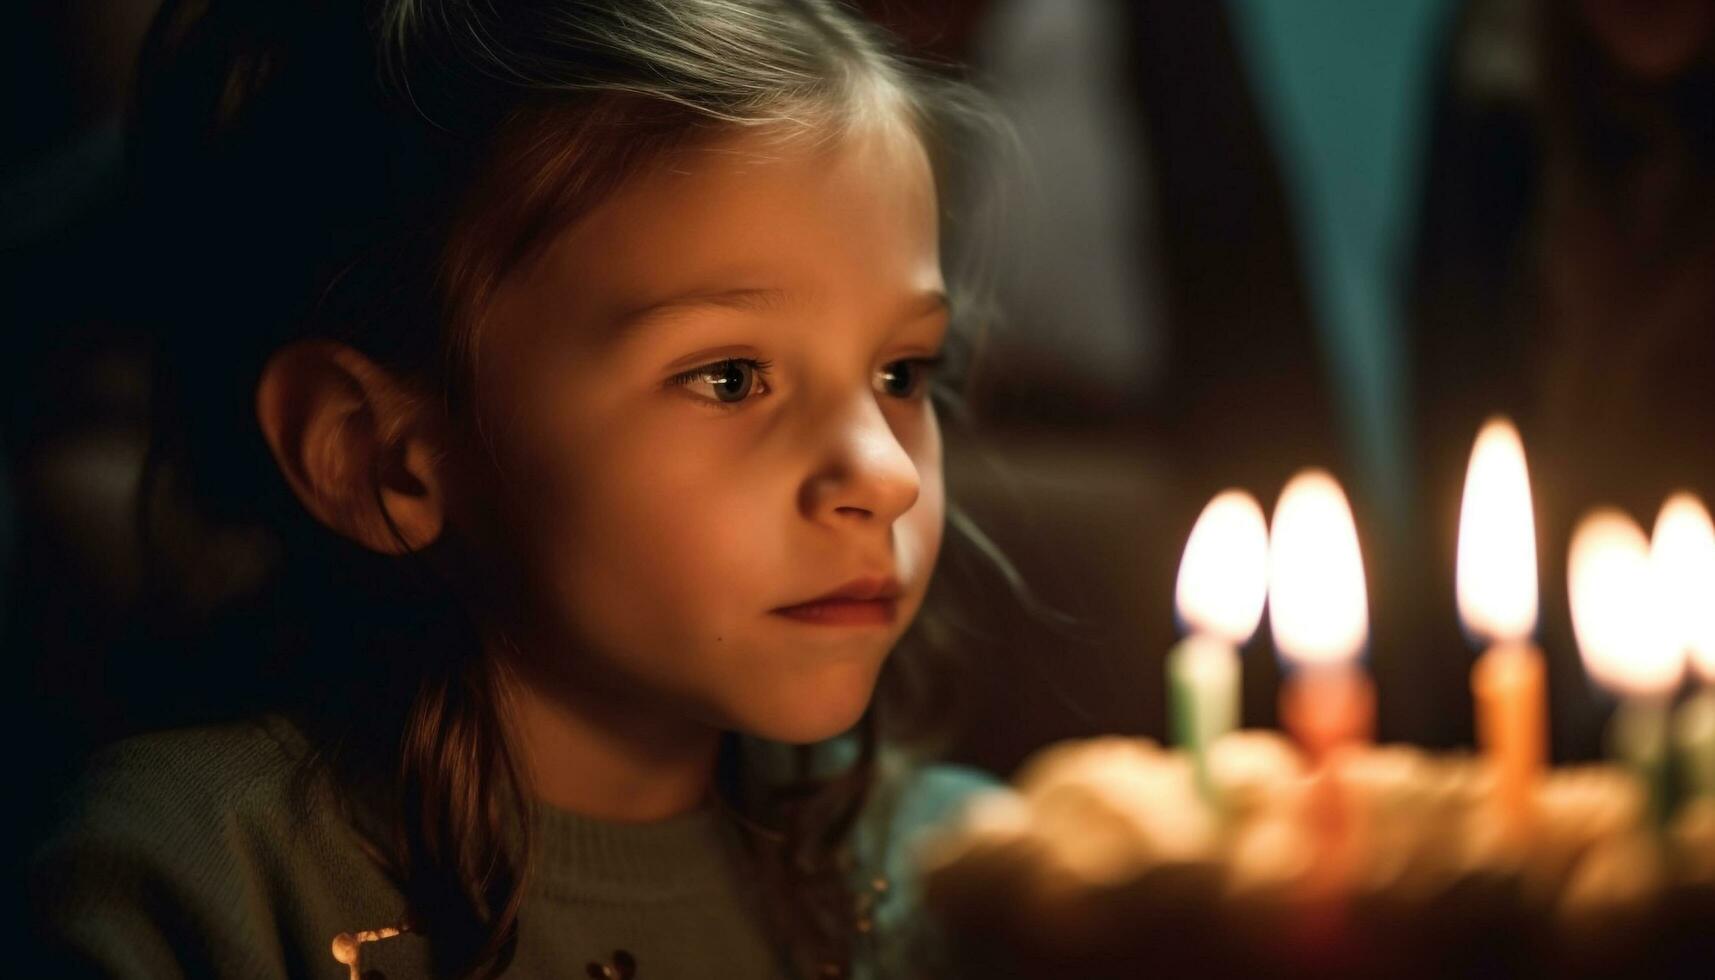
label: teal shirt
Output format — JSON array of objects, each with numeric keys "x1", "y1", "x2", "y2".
[{"x1": 29, "y1": 715, "x2": 996, "y2": 979}]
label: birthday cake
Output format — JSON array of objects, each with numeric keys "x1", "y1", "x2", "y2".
[{"x1": 918, "y1": 733, "x2": 1715, "y2": 979}]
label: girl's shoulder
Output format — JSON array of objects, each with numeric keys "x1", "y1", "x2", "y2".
[
  {"x1": 53, "y1": 714, "x2": 311, "y2": 827},
  {"x1": 35, "y1": 714, "x2": 344, "y2": 878},
  {"x1": 28, "y1": 715, "x2": 403, "y2": 978}
]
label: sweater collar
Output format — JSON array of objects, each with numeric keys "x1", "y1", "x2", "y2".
[
  {"x1": 260, "y1": 712, "x2": 771, "y2": 902},
  {"x1": 527, "y1": 798, "x2": 750, "y2": 902}
]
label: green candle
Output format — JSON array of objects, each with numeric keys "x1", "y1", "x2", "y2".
[
  {"x1": 1570, "y1": 509, "x2": 1687, "y2": 824},
  {"x1": 1169, "y1": 633, "x2": 1240, "y2": 798},
  {"x1": 1169, "y1": 489, "x2": 1268, "y2": 802},
  {"x1": 1650, "y1": 493, "x2": 1715, "y2": 806},
  {"x1": 1675, "y1": 688, "x2": 1715, "y2": 802},
  {"x1": 1608, "y1": 696, "x2": 1673, "y2": 825}
]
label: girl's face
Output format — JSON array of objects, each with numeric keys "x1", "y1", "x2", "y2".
[{"x1": 467, "y1": 119, "x2": 948, "y2": 744}]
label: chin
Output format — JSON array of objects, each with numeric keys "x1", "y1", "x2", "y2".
[{"x1": 736, "y1": 658, "x2": 883, "y2": 745}]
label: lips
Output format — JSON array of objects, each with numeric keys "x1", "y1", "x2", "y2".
[{"x1": 772, "y1": 576, "x2": 903, "y2": 626}]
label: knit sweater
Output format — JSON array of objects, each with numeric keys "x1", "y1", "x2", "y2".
[{"x1": 28, "y1": 715, "x2": 996, "y2": 979}]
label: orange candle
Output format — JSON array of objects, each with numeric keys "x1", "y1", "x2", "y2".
[
  {"x1": 1278, "y1": 664, "x2": 1375, "y2": 766},
  {"x1": 1268, "y1": 468, "x2": 1373, "y2": 905},
  {"x1": 1456, "y1": 418, "x2": 1547, "y2": 839},
  {"x1": 1268, "y1": 468, "x2": 1374, "y2": 761}
]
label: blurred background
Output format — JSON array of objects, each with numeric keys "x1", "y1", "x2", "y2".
[{"x1": 5, "y1": 0, "x2": 1714, "y2": 838}]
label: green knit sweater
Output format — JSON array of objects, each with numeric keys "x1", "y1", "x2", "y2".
[{"x1": 28, "y1": 715, "x2": 995, "y2": 979}]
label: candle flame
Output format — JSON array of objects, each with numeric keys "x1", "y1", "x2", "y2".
[
  {"x1": 1268, "y1": 469, "x2": 1368, "y2": 667},
  {"x1": 1568, "y1": 509, "x2": 1684, "y2": 697},
  {"x1": 1175, "y1": 490, "x2": 1269, "y2": 644},
  {"x1": 1651, "y1": 493, "x2": 1715, "y2": 683},
  {"x1": 1456, "y1": 417, "x2": 1538, "y2": 643}
]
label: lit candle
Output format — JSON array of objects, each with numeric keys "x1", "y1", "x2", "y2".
[
  {"x1": 1169, "y1": 490, "x2": 1269, "y2": 799},
  {"x1": 1652, "y1": 493, "x2": 1715, "y2": 802},
  {"x1": 1268, "y1": 469, "x2": 1372, "y2": 905},
  {"x1": 1269, "y1": 469, "x2": 1374, "y2": 763},
  {"x1": 1569, "y1": 509, "x2": 1687, "y2": 823},
  {"x1": 1456, "y1": 417, "x2": 1546, "y2": 837}
]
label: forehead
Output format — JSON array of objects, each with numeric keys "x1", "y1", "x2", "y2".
[{"x1": 503, "y1": 120, "x2": 944, "y2": 331}]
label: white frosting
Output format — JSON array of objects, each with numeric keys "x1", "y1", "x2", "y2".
[{"x1": 922, "y1": 732, "x2": 1698, "y2": 934}]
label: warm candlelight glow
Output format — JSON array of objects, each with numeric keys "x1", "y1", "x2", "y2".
[
  {"x1": 1176, "y1": 490, "x2": 1269, "y2": 645},
  {"x1": 1652, "y1": 493, "x2": 1715, "y2": 683},
  {"x1": 1268, "y1": 469, "x2": 1368, "y2": 666},
  {"x1": 1569, "y1": 509, "x2": 1684, "y2": 697},
  {"x1": 1457, "y1": 417, "x2": 1546, "y2": 836},
  {"x1": 1457, "y1": 417, "x2": 1538, "y2": 643}
]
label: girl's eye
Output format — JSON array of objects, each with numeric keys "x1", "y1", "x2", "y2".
[
  {"x1": 667, "y1": 358, "x2": 772, "y2": 406},
  {"x1": 876, "y1": 356, "x2": 944, "y2": 399}
]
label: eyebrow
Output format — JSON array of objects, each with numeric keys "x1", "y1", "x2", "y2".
[
  {"x1": 612, "y1": 286, "x2": 949, "y2": 336},
  {"x1": 896, "y1": 290, "x2": 952, "y2": 323}
]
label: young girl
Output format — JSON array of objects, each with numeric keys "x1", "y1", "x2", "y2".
[{"x1": 29, "y1": 1, "x2": 1011, "y2": 977}]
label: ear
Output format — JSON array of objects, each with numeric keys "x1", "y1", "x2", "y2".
[{"x1": 255, "y1": 340, "x2": 447, "y2": 554}]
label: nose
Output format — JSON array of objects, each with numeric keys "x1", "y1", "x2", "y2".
[{"x1": 799, "y1": 392, "x2": 921, "y2": 528}]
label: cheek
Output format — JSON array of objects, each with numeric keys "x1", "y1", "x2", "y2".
[
  {"x1": 899, "y1": 409, "x2": 947, "y2": 583},
  {"x1": 593, "y1": 462, "x2": 777, "y2": 604},
  {"x1": 513, "y1": 406, "x2": 784, "y2": 638}
]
